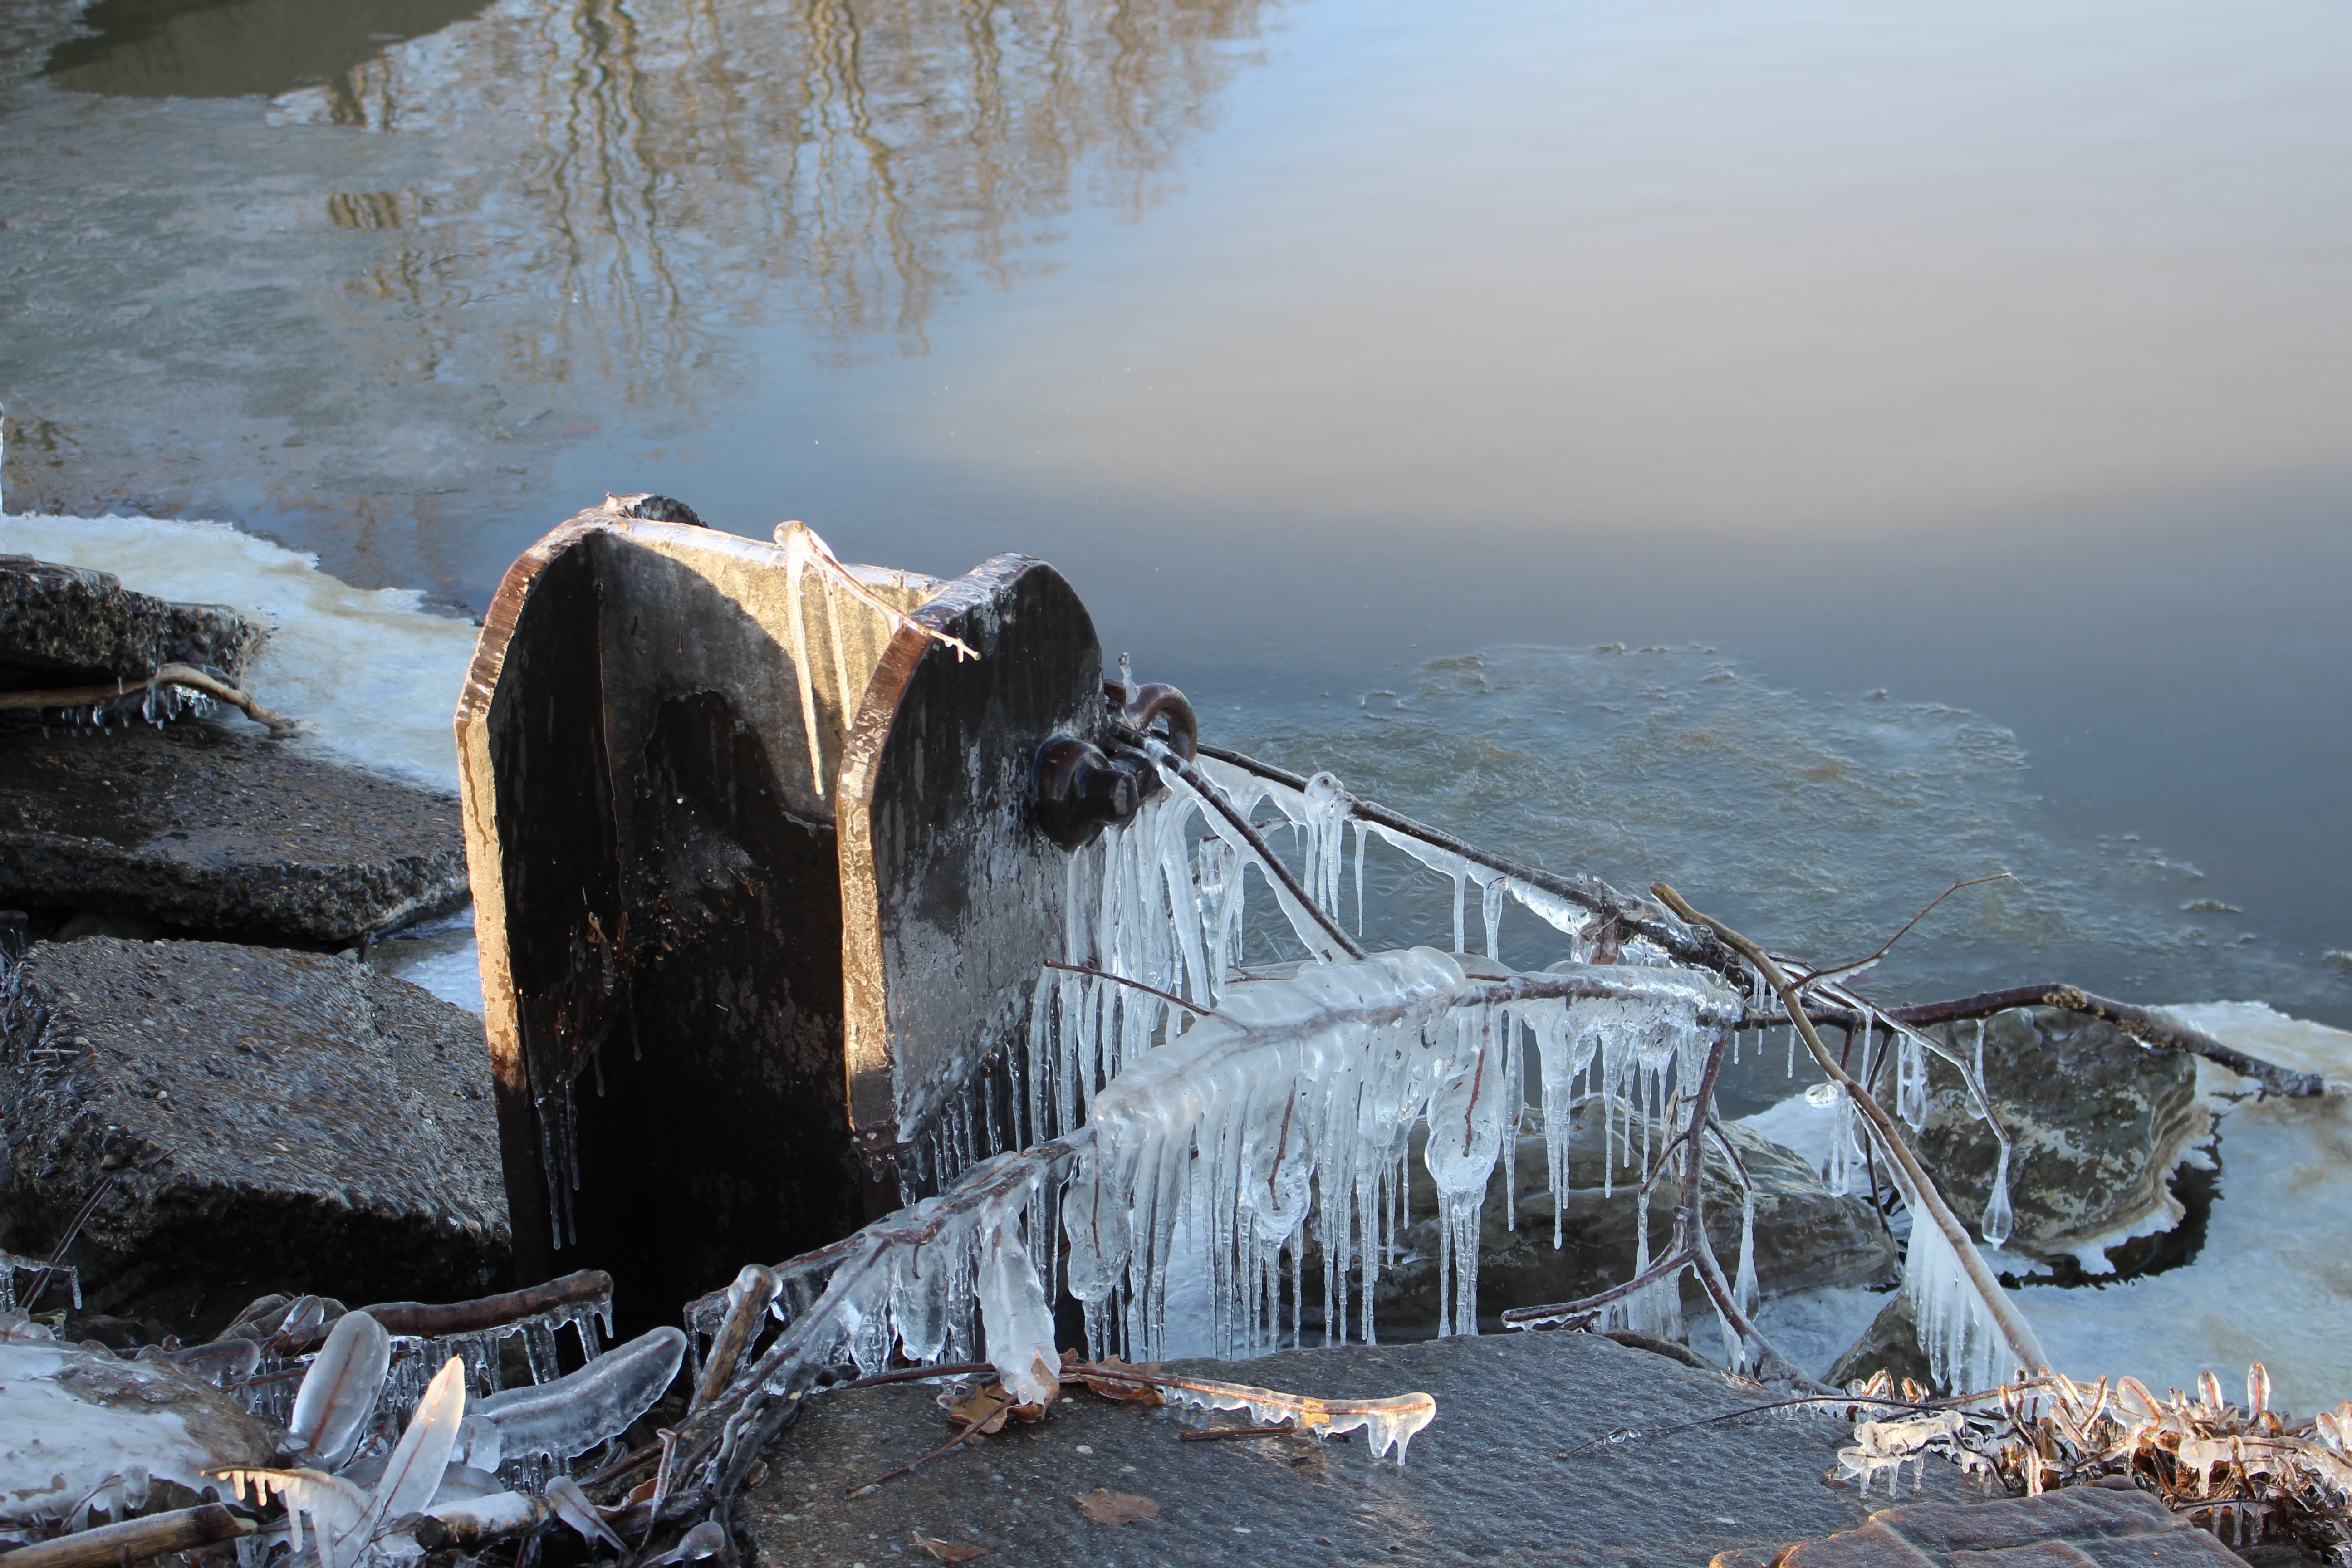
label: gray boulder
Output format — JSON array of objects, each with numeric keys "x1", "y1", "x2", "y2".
[
  {"x1": 0, "y1": 937, "x2": 509, "y2": 1336},
  {"x1": 1372, "y1": 1097, "x2": 1897, "y2": 1331},
  {"x1": 1823, "y1": 1292, "x2": 1936, "y2": 1392},
  {"x1": 1908, "y1": 1008, "x2": 2205, "y2": 1273},
  {"x1": 0, "y1": 719, "x2": 466, "y2": 942},
  {"x1": 0, "y1": 557, "x2": 261, "y2": 691}
]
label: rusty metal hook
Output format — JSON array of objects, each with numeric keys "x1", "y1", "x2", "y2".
[{"x1": 1104, "y1": 678, "x2": 1197, "y2": 763}]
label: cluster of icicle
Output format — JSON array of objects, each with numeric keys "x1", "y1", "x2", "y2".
[{"x1": 705, "y1": 747, "x2": 2043, "y2": 1416}]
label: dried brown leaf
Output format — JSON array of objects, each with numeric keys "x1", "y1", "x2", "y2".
[
  {"x1": 1075, "y1": 1490, "x2": 1159, "y2": 1525},
  {"x1": 912, "y1": 1531, "x2": 988, "y2": 1562},
  {"x1": 1068, "y1": 1353, "x2": 1165, "y2": 1407},
  {"x1": 939, "y1": 1383, "x2": 1014, "y2": 1436}
]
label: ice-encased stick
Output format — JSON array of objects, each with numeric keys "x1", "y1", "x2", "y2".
[
  {"x1": 473, "y1": 1327, "x2": 687, "y2": 1459},
  {"x1": 691, "y1": 1264, "x2": 779, "y2": 1414},
  {"x1": 1075, "y1": 1364, "x2": 1437, "y2": 1463},
  {"x1": 287, "y1": 1310, "x2": 390, "y2": 1470}
]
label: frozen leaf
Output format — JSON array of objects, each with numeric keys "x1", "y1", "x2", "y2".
[
  {"x1": 338, "y1": 1355, "x2": 468, "y2": 1566},
  {"x1": 1068, "y1": 1353, "x2": 1164, "y2": 1407},
  {"x1": 1074, "y1": 1490, "x2": 1159, "y2": 1525},
  {"x1": 939, "y1": 1383, "x2": 1014, "y2": 1436},
  {"x1": 913, "y1": 1531, "x2": 989, "y2": 1562},
  {"x1": 287, "y1": 1309, "x2": 389, "y2": 1470},
  {"x1": 546, "y1": 1477, "x2": 628, "y2": 1558}
]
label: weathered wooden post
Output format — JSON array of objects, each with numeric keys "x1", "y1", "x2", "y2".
[{"x1": 454, "y1": 498, "x2": 1123, "y2": 1324}]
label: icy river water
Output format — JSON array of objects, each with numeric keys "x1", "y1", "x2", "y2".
[{"x1": 3, "y1": 0, "x2": 2350, "y2": 1401}]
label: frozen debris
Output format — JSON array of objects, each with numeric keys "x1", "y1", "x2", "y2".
[
  {"x1": 0, "y1": 1251, "x2": 76, "y2": 1314},
  {"x1": 472, "y1": 1327, "x2": 687, "y2": 1461},
  {"x1": 1832, "y1": 1366, "x2": 2352, "y2": 1563},
  {"x1": 1073, "y1": 1363, "x2": 1436, "y2": 1462},
  {"x1": 0, "y1": 1339, "x2": 278, "y2": 1533}
]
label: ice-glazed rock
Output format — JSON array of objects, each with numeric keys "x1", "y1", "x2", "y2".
[
  {"x1": 0, "y1": 557, "x2": 261, "y2": 691},
  {"x1": 0, "y1": 1339, "x2": 277, "y2": 1529},
  {"x1": 1910, "y1": 1009, "x2": 2206, "y2": 1274},
  {"x1": 0, "y1": 938, "x2": 509, "y2": 1328},
  {"x1": 0, "y1": 720, "x2": 466, "y2": 942}
]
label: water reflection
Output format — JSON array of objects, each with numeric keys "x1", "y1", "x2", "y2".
[
  {"x1": 44, "y1": 0, "x2": 492, "y2": 98},
  {"x1": 263, "y1": 0, "x2": 1272, "y2": 390}
]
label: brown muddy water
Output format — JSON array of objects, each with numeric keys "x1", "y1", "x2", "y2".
[{"x1": 2, "y1": 0, "x2": 2348, "y2": 1031}]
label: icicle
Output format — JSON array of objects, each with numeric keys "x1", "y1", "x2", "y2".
[
  {"x1": 1482, "y1": 876, "x2": 1505, "y2": 960},
  {"x1": 1896, "y1": 1024, "x2": 1928, "y2": 1130},
  {"x1": 1980, "y1": 1144, "x2": 2014, "y2": 1246}
]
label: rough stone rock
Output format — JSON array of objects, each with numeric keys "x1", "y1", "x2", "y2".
[
  {"x1": 1712, "y1": 1482, "x2": 2251, "y2": 1568},
  {"x1": 1910, "y1": 1009, "x2": 2206, "y2": 1272},
  {"x1": 0, "y1": 557, "x2": 261, "y2": 691},
  {"x1": 739, "y1": 1327, "x2": 1974, "y2": 1568},
  {"x1": 1823, "y1": 1293, "x2": 1936, "y2": 1393},
  {"x1": 0, "y1": 1335, "x2": 280, "y2": 1531},
  {"x1": 0, "y1": 719, "x2": 466, "y2": 941},
  {"x1": 1371, "y1": 1098, "x2": 1897, "y2": 1331},
  {"x1": 0, "y1": 938, "x2": 509, "y2": 1334}
]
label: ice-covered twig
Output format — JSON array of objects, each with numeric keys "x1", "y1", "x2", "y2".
[
  {"x1": 0, "y1": 1504, "x2": 256, "y2": 1568},
  {"x1": 1740, "y1": 984, "x2": 2328, "y2": 1099},
  {"x1": 1188, "y1": 740, "x2": 1722, "y2": 970},
  {"x1": 691, "y1": 1265, "x2": 780, "y2": 1415},
  {"x1": 1653, "y1": 883, "x2": 2048, "y2": 1387},
  {"x1": 1135, "y1": 737, "x2": 1366, "y2": 960},
  {"x1": 282, "y1": 1270, "x2": 614, "y2": 1352},
  {"x1": 1042, "y1": 960, "x2": 1214, "y2": 1017},
  {"x1": 473, "y1": 1326, "x2": 687, "y2": 1461},
  {"x1": 0, "y1": 664, "x2": 297, "y2": 735},
  {"x1": 1069, "y1": 1363, "x2": 1437, "y2": 1461}
]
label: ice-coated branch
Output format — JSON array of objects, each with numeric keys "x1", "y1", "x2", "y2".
[
  {"x1": 1736, "y1": 985, "x2": 2326, "y2": 1099},
  {"x1": 1891, "y1": 986, "x2": 2327, "y2": 1099},
  {"x1": 1498, "y1": 1249, "x2": 1696, "y2": 1330},
  {"x1": 473, "y1": 1326, "x2": 687, "y2": 1461},
  {"x1": 1069, "y1": 1363, "x2": 1437, "y2": 1460},
  {"x1": 1190, "y1": 739, "x2": 1726, "y2": 973},
  {"x1": 1136, "y1": 736, "x2": 1366, "y2": 960},
  {"x1": 0, "y1": 1505, "x2": 255, "y2": 1568},
  {"x1": 282, "y1": 1270, "x2": 614, "y2": 1352},
  {"x1": 1654, "y1": 883, "x2": 2048, "y2": 1387},
  {"x1": 0, "y1": 664, "x2": 298, "y2": 735}
]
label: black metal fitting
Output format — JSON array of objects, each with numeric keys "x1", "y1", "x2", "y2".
[{"x1": 1029, "y1": 735, "x2": 1161, "y2": 851}]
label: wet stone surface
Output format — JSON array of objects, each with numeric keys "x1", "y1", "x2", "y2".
[
  {"x1": 0, "y1": 556, "x2": 261, "y2": 689},
  {"x1": 739, "y1": 1328, "x2": 1976, "y2": 1568},
  {"x1": 0, "y1": 717, "x2": 466, "y2": 941},
  {"x1": 0, "y1": 937, "x2": 508, "y2": 1331}
]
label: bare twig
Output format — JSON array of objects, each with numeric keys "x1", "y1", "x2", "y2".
[
  {"x1": 1043, "y1": 961, "x2": 1214, "y2": 1018},
  {"x1": 23, "y1": 1173, "x2": 114, "y2": 1312},
  {"x1": 842, "y1": 1420, "x2": 990, "y2": 1498},
  {"x1": 1797, "y1": 874, "x2": 2014, "y2": 990}
]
